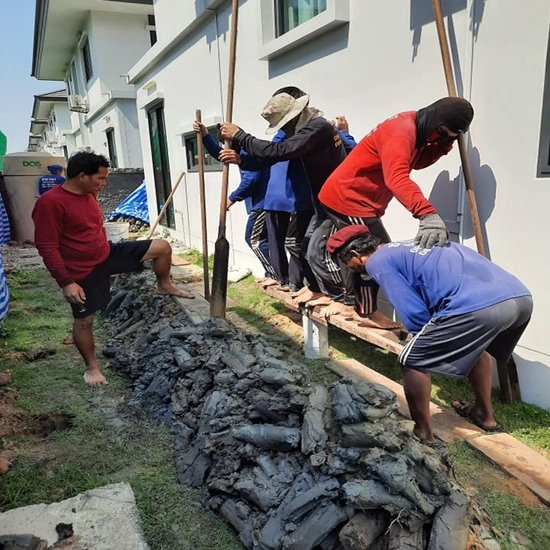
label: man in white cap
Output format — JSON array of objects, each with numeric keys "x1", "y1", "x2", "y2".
[{"x1": 219, "y1": 87, "x2": 347, "y2": 305}]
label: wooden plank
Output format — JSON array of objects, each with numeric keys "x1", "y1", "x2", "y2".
[
  {"x1": 468, "y1": 433, "x2": 550, "y2": 505},
  {"x1": 263, "y1": 284, "x2": 404, "y2": 356}
]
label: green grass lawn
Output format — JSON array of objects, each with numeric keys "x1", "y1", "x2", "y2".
[{"x1": 0, "y1": 268, "x2": 240, "y2": 550}]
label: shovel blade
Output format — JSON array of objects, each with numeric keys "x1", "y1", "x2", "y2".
[{"x1": 210, "y1": 235, "x2": 230, "y2": 317}]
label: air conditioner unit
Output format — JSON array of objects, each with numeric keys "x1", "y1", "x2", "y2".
[
  {"x1": 68, "y1": 94, "x2": 90, "y2": 113},
  {"x1": 45, "y1": 131, "x2": 58, "y2": 144}
]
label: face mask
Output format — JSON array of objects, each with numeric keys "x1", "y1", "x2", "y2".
[{"x1": 426, "y1": 126, "x2": 460, "y2": 145}]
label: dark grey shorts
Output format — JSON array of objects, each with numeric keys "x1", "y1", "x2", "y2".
[
  {"x1": 398, "y1": 296, "x2": 533, "y2": 378},
  {"x1": 71, "y1": 239, "x2": 152, "y2": 319}
]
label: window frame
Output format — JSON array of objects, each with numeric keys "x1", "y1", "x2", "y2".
[
  {"x1": 81, "y1": 36, "x2": 94, "y2": 83},
  {"x1": 259, "y1": 0, "x2": 349, "y2": 60},
  {"x1": 275, "y1": 0, "x2": 328, "y2": 38},
  {"x1": 183, "y1": 125, "x2": 223, "y2": 173}
]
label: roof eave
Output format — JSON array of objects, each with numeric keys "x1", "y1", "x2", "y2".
[{"x1": 31, "y1": 0, "x2": 49, "y2": 78}]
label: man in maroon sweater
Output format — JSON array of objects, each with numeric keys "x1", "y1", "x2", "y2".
[{"x1": 32, "y1": 152, "x2": 193, "y2": 386}]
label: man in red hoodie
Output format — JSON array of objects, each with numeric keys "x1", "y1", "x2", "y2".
[
  {"x1": 32, "y1": 151, "x2": 193, "y2": 386},
  {"x1": 311, "y1": 97, "x2": 474, "y2": 328}
]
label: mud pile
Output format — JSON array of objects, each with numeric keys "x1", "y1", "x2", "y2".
[{"x1": 103, "y1": 274, "x2": 471, "y2": 550}]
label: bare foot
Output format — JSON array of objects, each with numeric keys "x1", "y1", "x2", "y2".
[
  {"x1": 413, "y1": 425, "x2": 435, "y2": 443},
  {"x1": 357, "y1": 310, "x2": 401, "y2": 330},
  {"x1": 293, "y1": 290, "x2": 326, "y2": 306},
  {"x1": 276, "y1": 284, "x2": 291, "y2": 292},
  {"x1": 84, "y1": 369, "x2": 108, "y2": 386},
  {"x1": 307, "y1": 295, "x2": 333, "y2": 308},
  {"x1": 258, "y1": 277, "x2": 279, "y2": 288},
  {"x1": 63, "y1": 334, "x2": 74, "y2": 345},
  {"x1": 319, "y1": 301, "x2": 345, "y2": 318},
  {"x1": 157, "y1": 283, "x2": 195, "y2": 299},
  {"x1": 289, "y1": 286, "x2": 310, "y2": 298}
]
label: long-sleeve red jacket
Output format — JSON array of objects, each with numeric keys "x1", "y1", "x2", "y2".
[
  {"x1": 318, "y1": 111, "x2": 453, "y2": 218},
  {"x1": 32, "y1": 185, "x2": 110, "y2": 287}
]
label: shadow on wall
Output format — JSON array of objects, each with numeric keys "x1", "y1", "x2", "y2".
[
  {"x1": 429, "y1": 144, "x2": 497, "y2": 258},
  {"x1": 268, "y1": 25, "x2": 349, "y2": 79},
  {"x1": 409, "y1": 0, "x2": 487, "y2": 91}
]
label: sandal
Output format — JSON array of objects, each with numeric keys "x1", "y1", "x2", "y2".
[{"x1": 452, "y1": 401, "x2": 502, "y2": 432}]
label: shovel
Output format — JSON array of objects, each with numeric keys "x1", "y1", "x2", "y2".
[{"x1": 210, "y1": 0, "x2": 239, "y2": 318}]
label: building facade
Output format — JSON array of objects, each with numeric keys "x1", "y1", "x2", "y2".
[
  {"x1": 32, "y1": 0, "x2": 156, "y2": 167},
  {"x1": 124, "y1": 0, "x2": 550, "y2": 408},
  {"x1": 27, "y1": 89, "x2": 71, "y2": 156}
]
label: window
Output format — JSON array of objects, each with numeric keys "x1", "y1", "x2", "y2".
[
  {"x1": 183, "y1": 126, "x2": 222, "y2": 172},
  {"x1": 538, "y1": 31, "x2": 550, "y2": 177},
  {"x1": 148, "y1": 15, "x2": 157, "y2": 46},
  {"x1": 106, "y1": 128, "x2": 118, "y2": 168},
  {"x1": 81, "y1": 36, "x2": 93, "y2": 82},
  {"x1": 259, "y1": 0, "x2": 349, "y2": 60},
  {"x1": 276, "y1": 0, "x2": 327, "y2": 37},
  {"x1": 67, "y1": 61, "x2": 81, "y2": 95}
]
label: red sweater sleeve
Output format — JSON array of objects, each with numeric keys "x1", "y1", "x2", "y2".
[
  {"x1": 378, "y1": 136, "x2": 437, "y2": 218},
  {"x1": 32, "y1": 198, "x2": 74, "y2": 288}
]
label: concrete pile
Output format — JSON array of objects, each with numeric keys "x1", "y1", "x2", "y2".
[{"x1": 103, "y1": 274, "x2": 471, "y2": 550}]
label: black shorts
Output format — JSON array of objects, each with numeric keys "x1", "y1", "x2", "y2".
[
  {"x1": 398, "y1": 296, "x2": 533, "y2": 378},
  {"x1": 71, "y1": 240, "x2": 152, "y2": 319}
]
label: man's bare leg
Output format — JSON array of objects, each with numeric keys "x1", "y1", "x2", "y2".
[
  {"x1": 402, "y1": 367, "x2": 434, "y2": 441},
  {"x1": 72, "y1": 314, "x2": 108, "y2": 386},
  {"x1": 142, "y1": 240, "x2": 194, "y2": 299},
  {"x1": 465, "y1": 352, "x2": 498, "y2": 428}
]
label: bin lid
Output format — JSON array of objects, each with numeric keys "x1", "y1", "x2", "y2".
[{"x1": 3, "y1": 151, "x2": 66, "y2": 177}]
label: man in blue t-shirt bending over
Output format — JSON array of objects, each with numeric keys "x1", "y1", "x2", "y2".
[{"x1": 328, "y1": 225, "x2": 532, "y2": 443}]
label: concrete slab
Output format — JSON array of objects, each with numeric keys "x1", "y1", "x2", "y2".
[
  {"x1": 0, "y1": 482, "x2": 149, "y2": 549},
  {"x1": 468, "y1": 433, "x2": 550, "y2": 505}
]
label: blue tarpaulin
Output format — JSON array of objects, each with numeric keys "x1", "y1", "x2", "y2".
[{"x1": 107, "y1": 181, "x2": 149, "y2": 223}]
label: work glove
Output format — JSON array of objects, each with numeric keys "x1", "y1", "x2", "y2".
[{"x1": 414, "y1": 213, "x2": 448, "y2": 249}]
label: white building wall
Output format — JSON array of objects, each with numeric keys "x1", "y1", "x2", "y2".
[
  {"x1": 64, "y1": 10, "x2": 151, "y2": 163},
  {"x1": 115, "y1": 99, "x2": 143, "y2": 168},
  {"x1": 463, "y1": 0, "x2": 550, "y2": 406},
  {"x1": 131, "y1": 0, "x2": 550, "y2": 407},
  {"x1": 90, "y1": 11, "x2": 151, "y2": 94}
]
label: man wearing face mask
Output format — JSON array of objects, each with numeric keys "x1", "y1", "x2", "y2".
[{"x1": 307, "y1": 97, "x2": 474, "y2": 327}]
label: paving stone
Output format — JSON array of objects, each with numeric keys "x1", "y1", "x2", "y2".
[
  {"x1": 468, "y1": 433, "x2": 550, "y2": 505},
  {"x1": 0, "y1": 482, "x2": 149, "y2": 549}
]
